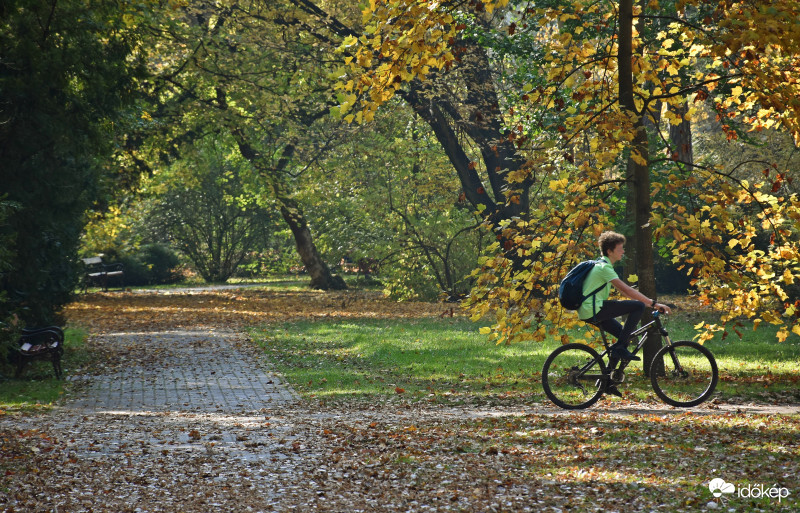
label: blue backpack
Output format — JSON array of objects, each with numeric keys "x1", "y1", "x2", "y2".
[{"x1": 558, "y1": 259, "x2": 606, "y2": 311}]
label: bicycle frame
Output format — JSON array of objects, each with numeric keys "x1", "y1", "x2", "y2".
[
  {"x1": 594, "y1": 311, "x2": 671, "y2": 372},
  {"x1": 543, "y1": 309, "x2": 718, "y2": 408},
  {"x1": 561, "y1": 311, "x2": 672, "y2": 388}
]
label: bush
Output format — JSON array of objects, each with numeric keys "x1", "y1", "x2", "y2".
[
  {"x1": 140, "y1": 244, "x2": 181, "y2": 284},
  {"x1": 0, "y1": 319, "x2": 22, "y2": 379},
  {"x1": 96, "y1": 244, "x2": 182, "y2": 287}
]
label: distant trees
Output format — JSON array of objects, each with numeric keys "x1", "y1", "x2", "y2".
[
  {"x1": 0, "y1": 0, "x2": 143, "y2": 324},
  {"x1": 132, "y1": 1, "x2": 353, "y2": 289},
  {"x1": 144, "y1": 136, "x2": 277, "y2": 283}
]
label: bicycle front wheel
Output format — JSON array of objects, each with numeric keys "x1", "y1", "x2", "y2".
[
  {"x1": 542, "y1": 343, "x2": 607, "y2": 410},
  {"x1": 650, "y1": 341, "x2": 718, "y2": 407}
]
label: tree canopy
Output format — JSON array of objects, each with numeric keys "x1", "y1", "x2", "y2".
[
  {"x1": 334, "y1": 0, "x2": 800, "y2": 344},
  {"x1": 0, "y1": 0, "x2": 144, "y2": 324}
]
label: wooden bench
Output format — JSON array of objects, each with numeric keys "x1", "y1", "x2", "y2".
[
  {"x1": 9, "y1": 326, "x2": 64, "y2": 379},
  {"x1": 81, "y1": 256, "x2": 124, "y2": 291}
]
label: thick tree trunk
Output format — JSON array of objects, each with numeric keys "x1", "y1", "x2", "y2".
[
  {"x1": 619, "y1": 0, "x2": 660, "y2": 374},
  {"x1": 279, "y1": 199, "x2": 346, "y2": 290},
  {"x1": 400, "y1": 42, "x2": 531, "y2": 225}
]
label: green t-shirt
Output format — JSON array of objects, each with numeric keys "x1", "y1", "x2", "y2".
[{"x1": 577, "y1": 256, "x2": 619, "y2": 320}]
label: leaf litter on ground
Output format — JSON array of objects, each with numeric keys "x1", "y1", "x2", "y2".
[{"x1": 1, "y1": 288, "x2": 798, "y2": 512}]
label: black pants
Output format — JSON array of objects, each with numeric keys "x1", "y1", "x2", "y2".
[{"x1": 587, "y1": 300, "x2": 645, "y2": 349}]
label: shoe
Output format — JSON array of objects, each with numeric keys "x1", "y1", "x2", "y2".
[
  {"x1": 604, "y1": 384, "x2": 623, "y2": 398},
  {"x1": 610, "y1": 345, "x2": 641, "y2": 361}
]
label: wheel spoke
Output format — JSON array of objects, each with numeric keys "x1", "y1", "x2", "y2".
[
  {"x1": 542, "y1": 343, "x2": 607, "y2": 409},
  {"x1": 651, "y1": 341, "x2": 718, "y2": 407}
]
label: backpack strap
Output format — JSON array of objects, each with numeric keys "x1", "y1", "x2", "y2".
[
  {"x1": 584, "y1": 283, "x2": 606, "y2": 322},
  {"x1": 586, "y1": 257, "x2": 609, "y2": 321}
]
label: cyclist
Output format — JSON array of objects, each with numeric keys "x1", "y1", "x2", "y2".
[{"x1": 579, "y1": 231, "x2": 671, "y2": 394}]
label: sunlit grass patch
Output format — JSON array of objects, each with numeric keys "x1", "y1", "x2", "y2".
[
  {"x1": 252, "y1": 317, "x2": 552, "y2": 403},
  {"x1": 254, "y1": 314, "x2": 800, "y2": 405}
]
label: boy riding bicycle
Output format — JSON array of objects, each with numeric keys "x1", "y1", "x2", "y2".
[{"x1": 580, "y1": 231, "x2": 671, "y2": 395}]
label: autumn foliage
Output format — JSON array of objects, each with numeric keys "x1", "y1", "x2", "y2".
[{"x1": 339, "y1": 0, "x2": 800, "y2": 344}]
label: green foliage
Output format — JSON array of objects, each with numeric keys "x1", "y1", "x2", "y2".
[
  {"x1": 130, "y1": 1, "x2": 354, "y2": 289},
  {"x1": 305, "y1": 104, "x2": 485, "y2": 301},
  {"x1": 113, "y1": 244, "x2": 182, "y2": 287},
  {"x1": 142, "y1": 136, "x2": 279, "y2": 283},
  {"x1": 0, "y1": 199, "x2": 19, "y2": 345},
  {"x1": 138, "y1": 244, "x2": 182, "y2": 285},
  {"x1": 0, "y1": 0, "x2": 143, "y2": 325}
]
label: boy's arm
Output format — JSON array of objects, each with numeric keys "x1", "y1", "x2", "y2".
[{"x1": 609, "y1": 279, "x2": 672, "y2": 314}]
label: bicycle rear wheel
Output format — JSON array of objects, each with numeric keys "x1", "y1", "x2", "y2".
[
  {"x1": 650, "y1": 341, "x2": 718, "y2": 407},
  {"x1": 542, "y1": 343, "x2": 607, "y2": 409}
]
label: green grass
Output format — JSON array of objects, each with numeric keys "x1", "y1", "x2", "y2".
[
  {"x1": 252, "y1": 317, "x2": 550, "y2": 404},
  {"x1": 252, "y1": 315, "x2": 800, "y2": 405},
  {"x1": 0, "y1": 327, "x2": 89, "y2": 413},
  {"x1": 92, "y1": 273, "x2": 384, "y2": 293}
]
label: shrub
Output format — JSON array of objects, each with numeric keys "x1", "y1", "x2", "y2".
[
  {"x1": 93, "y1": 244, "x2": 182, "y2": 287},
  {"x1": 140, "y1": 244, "x2": 181, "y2": 284}
]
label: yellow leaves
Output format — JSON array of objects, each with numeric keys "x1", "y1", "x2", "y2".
[
  {"x1": 630, "y1": 150, "x2": 647, "y2": 166},
  {"x1": 548, "y1": 178, "x2": 569, "y2": 192},
  {"x1": 66, "y1": 289, "x2": 450, "y2": 333},
  {"x1": 341, "y1": 35, "x2": 358, "y2": 48},
  {"x1": 338, "y1": 0, "x2": 472, "y2": 123}
]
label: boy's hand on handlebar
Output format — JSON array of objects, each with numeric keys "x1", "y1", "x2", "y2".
[{"x1": 654, "y1": 303, "x2": 671, "y2": 314}]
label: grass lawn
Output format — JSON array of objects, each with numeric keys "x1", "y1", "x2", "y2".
[{"x1": 252, "y1": 315, "x2": 800, "y2": 406}]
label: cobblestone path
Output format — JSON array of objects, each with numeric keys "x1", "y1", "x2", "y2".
[{"x1": 2, "y1": 329, "x2": 307, "y2": 512}]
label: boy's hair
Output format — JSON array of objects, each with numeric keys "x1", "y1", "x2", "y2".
[{"x1": 599, "y1": 231, "x2": 626, "y2": 256}]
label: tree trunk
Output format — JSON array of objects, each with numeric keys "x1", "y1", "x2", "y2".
[
  {"x1": 280, "y1": 199, "x2": 346, "y2": 290},
  {"x1": 619, "y1": 0, "x2": 660, "y2": 374},
  {"x1": 669, "y1": 102, "x2": 694, "y2": 167},
  {"x1": 233, "y1": 134, "x2": 346, "y2": 290},
  {"x1": 400, "y1": 42, "x2": 531, "y2": 226}
]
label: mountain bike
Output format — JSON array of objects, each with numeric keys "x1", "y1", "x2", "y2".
[{"x1": 542, "y1": 311, "x2": 718, "y2": 409}]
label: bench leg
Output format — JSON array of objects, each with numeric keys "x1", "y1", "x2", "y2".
[
  {"x1": 52, "y1": 356, "x2": 62, "y2": 379},
  {"x1": 14, "y1": 358, "x2": 25, "y2": 379},
  {"x1": 12, "y1": 353, "x2": 63, "y2": 379}
]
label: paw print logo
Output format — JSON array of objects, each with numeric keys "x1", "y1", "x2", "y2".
[{"x1": 709, "y1": 478, "x2": 736, "y2": 498}]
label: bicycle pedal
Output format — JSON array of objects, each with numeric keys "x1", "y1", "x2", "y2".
[{"x1": 604, "y1": 384, "x2": 623, "y2": 398}]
